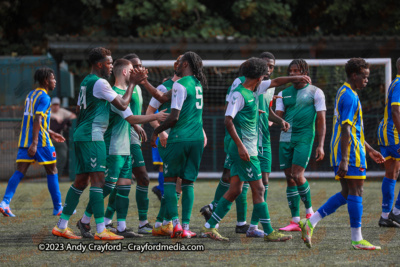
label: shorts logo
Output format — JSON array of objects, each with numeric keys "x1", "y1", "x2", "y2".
[
  {"x1": 165, "y1": 163, "x2": 168, "y2": 174},
  {"x1": 90, "y1": 158, "x2": 97, "y2": 168},
  {"x1": 52, "y1": 152, "x2": 56, "y2": 158},
  {"x1": 246, "y1": 167, "x2": 253, "y2": 178}
]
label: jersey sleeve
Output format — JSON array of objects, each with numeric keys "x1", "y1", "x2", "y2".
[
  {"x1": 275, "y1": 91, "x2": 285, "y2": 112},
  {"x1": 35, "y1": 94, "x2": 50, "y2": 116},
  {"x1": 314, "y1": 88, "x2": 327, "y2": 111},
  {"x1": 149, "y1": 84, "x2": 168, "y2": 109},
  {"x1": 171, "y1": 82, "x2": 187, "y2": 110},
  {"x1": 339, "y1": 92, "x2": 358, "y2": 125},
  {"x1": 256, "y1": 79, "x2": 272, "y2": 95},
  {"x1": 391, "y1": 82, "x2": 400, "y2": 106},
  {"x1": 225, "y1": 91, "x2": 245, "y2": 118},
  {"x1": 93, "y1": 79, "x2": 118, "y2": 102},
  {"x1": 111, "y1": 104, "x2": 133, "y2": 119}
]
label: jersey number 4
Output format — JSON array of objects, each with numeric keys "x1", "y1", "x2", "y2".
[
  {"x1": 195, "y1": 86, "x2": 203, "y2": 109},
  {"x1": 80, "y1": 86, "x2": 87, "y2": 109}
]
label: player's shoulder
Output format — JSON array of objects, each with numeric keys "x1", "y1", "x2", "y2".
[
  {"x1": 280, "y1": 85, "x2": 295, "y2": 95},
  {"x1": 162, "y1": 79, "x2": 174, "y2": 89},
  {"x1": 37, "y1": 89, "x2": 50, "y2": 102}
]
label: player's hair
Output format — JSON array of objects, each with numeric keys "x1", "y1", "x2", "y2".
[
  {"x1": 34, "y1": 67, "x2": 55, "y2": 86},
  {"x1": 345, "y1": 58, "x2": 369, "y2": 78},
  {"x1": 259, "y1": 52, "x2": 275, "y2": 61},
  {"x1": 240, "y1": 57, "x2": 268, "y2": 79},
  {"x1": 123, "y1": 53, "x2": 140, "y2": 61},
  {"x1": 113, "y1": 59, "x2": 132, "y2": 77},
  {"x1": 88, "y1": 47, "x2": 111, "y2": 65},
  {"x1": 288, "y1": 59, "x2": 309, "y2": 75},
  {"x1": 182, "y1": 51, "x2": 208, "y2": 90}
]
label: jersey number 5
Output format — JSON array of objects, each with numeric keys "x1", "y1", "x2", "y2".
[
  {"x1": 195, "y1": 86, "x2": 203, "y2": 109},
  {"x1": 80, "y1": 86, "x2": 87, "y2": 109}
]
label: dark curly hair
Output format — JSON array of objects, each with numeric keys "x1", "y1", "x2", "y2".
[
  {"x1": 182, "y1": 51, "x2": 208, "y2": 90},
  {"x1": 259, "y1": 52, "x2": 275, "y2": 61},
  {"x1": 123, "y1": 53, "x2": 140, "y2": 61},
  {"x1": 88, "y1": 47, "x2": 111, "y2": 65},
  {"x1": 345, "y1": 58, "x2": 369, "y2": 78},
  {"x1": 240, "y1": 57, "x2": 268, "y2": 79},
  {"x1": 34, "y1": 67, "x2": 54, "y2": 86},
  {"x1": 287, "y1": 59, "x2": 309, "y2": 75}
]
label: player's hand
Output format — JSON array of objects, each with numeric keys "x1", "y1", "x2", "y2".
[
  {"x1": 156, "y1": 109, "x2": 169, "y2": 122},
  {"x1": 130, "y1": 67, "x2": 148, "y2": 85},
  {"x1": 315, "y1": 146, "x2": 325, "y2": 161},
  {"x1": 159, "y1": 131, "x2": 168, "y2": 148},
  {"x1": 258, "y1": 109, "x2": 266, "y2": 115},
  {"x1": 150, "y1": 132, "x2": 158, "y2": 148},
  {"x1": 238, "y1": 144, "x2": 250, "y2": 161},
  {"x1": 369, "y1": 149, "x2": 385, "y2": 164},
  {"x1": 203, "y1": 131, "x2": 208, "y2": 148},
  {"x1": 280, "y1": 120, "x2": 290, "y2": 132},
  {"x1": 337, "y1": 160, "x2": 348, "y2": 178},
  {"x1": 272, "y1": 95, "x2": 282, "y2": 102},
  {"x1": 295, "y1": 75, "x2": 312, "y2": 85},
  {"x1": 133, "y1": 124, "x2": 147, "y2": 142},
  {"x1": 28, "y1": 143, "x2": 37, "y2": 158},
  {"x1": 50, "y1": 132, "x2": 65, "y2": 143}
]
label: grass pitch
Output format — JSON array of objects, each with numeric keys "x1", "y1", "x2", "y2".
[{"x1": 0, "y1": 179, "x2": 399, "y2": 266}]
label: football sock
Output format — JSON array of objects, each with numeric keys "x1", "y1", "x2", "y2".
[
  {"x1": 3, "y1": 170, "x2": 24, "y2": 204},
  {"x1": 164, "y1": 182, "x2": 179, "y2": 221},
  {"x1": 89, "y1": 187, "x2": 105, "y2": 231},
  {"x1": 394, "y1": 190, "x2": 400, "y2": 213},
  {"x1": 309, "y1": 211, "x2": 322, "y2": 227},
  {"x1": 181, "y1": 183, "x2": 194, "y2": 225},
  {"x1": 207, "y1": 197, "x2": 233, "y2": 228},
  {"x1": 264, "y1": 184, "x2": 268, "y2": 201},
  {"x1": 105, "y1": 188, "x2": 117, "y2": 220},
  {"x1": 104, "y1": 217, "x2": 112, "y2": 225},
  {"x1": 172, "y1": 218, "x2": 180, "y2": 227},
  {"x1": 351, "y1": 227, "x2": 362, "y2": 242},
  {"x1": 382, "y1": 177, "x2": 396, "y2": 213},
  {"x1": 61, "y1": 185, "x2": 82, "y2": 218},
  {"x1": 347, "y1": 195, "x2": 363, "y2": 240},
  {"x1": 116, "y1": 185, "x2": 131, "y2": 224},
  {"x1": 81, "y1": 212, "x2": 91, "y2": 224},
  {"x1": 154, "y1": 222, "x2": 162, "y2": 228},
  {"x1": 253, "y1": 202, "x2": 274, "y2": 235},
  {"x1": 117, "y1": 220, "x2": 126, "y2": 232},
  {"x1": 306, "y1": 207, "x2": 314, "y2": 214},
  {"x1": 235, "y1": 183, "x2": 249, "y2": 224},
  {"x1": 163, "y1": 220, "x2": 171, "y2": 226},
  {"x1": 46, "y1": 174, "x2": 62, "y2": 210},
  {"x1": 85, "y1": 183, "x2": 116, "y2": 217},
  {"x1": 237, "y1": 221, "x2": 246, "y2": 226},
  {"x1": 57, "y1": 218, "x2": 68, "y2": 230},
  {"x1": 249, "y1": 224, "x2": 258, "y2": 231},
  {"x1": 292, "y1": 216, "x2": 300, "y2": 223},
  {"x1": 298, "y1": 180, "x2": 312, "y2": 209},
  {"x1": 139, "y1": 220, "x2": 148, "y2": 227},
  {"x1": 96, "y1": 222, "x2": 105, "y2": 234},
  {"x1": 157, "y1": 171, "x2": 164, "y2": 194},
  {"x1": 211, "y1": 179, "x2": 230, "y2": 209},
  {"x1": 136, "y1": 185, "x2": 149, "y2": 221},
  {"x1": 156, "y1": 195, "x2": 167, "y2": 223},
  {"x1": 287, "y1": 186, "x2": 300, "y2": 218},
  {"x1": 317, "y1": 192, "x2": 347, "y2": 218},
  {"x1": 182, "y1": 223, "x2": 189, "y2": 230}
]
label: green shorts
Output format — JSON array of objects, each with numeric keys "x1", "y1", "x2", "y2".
[
  {"x1": 105, "y1": 155, "x2": 132, "y2": 183},
  {"x1": 74, "y1": 141, "x2": 106, "y2": 174},
  {"x1": 279, "y1": 141, "x2": 313, "y2": 170},
  {"x1": 162, "y1": 140, "x2": 204, "y2": 181},
  {"x1": 230, "y1": 155, "x2": 262, "y2": 182},
  {"x1": 130, "y1": 144, "x2": 145, "y2": 168},
  {"x1": 258, "y1": 145, "x2": 271, "y2": 173},
  {"x1": 224, "y1": 154, "x2": 233, "y2": 170}
]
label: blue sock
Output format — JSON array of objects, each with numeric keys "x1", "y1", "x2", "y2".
[
  {"x1": 3, "y1": 171, "x2": 24, "y2": 204},
  {"x1": 347, "y1": 195, "x2": 363, "y2": 228},
  {"x1": 395, "y1": 190, "x2": 400, "y2": 210},
  {"x1": 157, "y1": 171, "x2": 164, "y2": 194},
  {"x1": 381, "y1": 177, "x2": 396, "y2": 212},
  {"x1": 317, "y1": 192, "x2": 347, "y2": 218},
  {"x1": 47, "y1": 174, "x2": 62, "y2": 210}
]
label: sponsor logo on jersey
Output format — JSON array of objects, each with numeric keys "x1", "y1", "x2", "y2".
[
  {"x1": 248, "y1": 99, "x2": 254, "y2": 103},
  {"x1": 283, "y1": 96, "x2": 292, "y2": 98}
]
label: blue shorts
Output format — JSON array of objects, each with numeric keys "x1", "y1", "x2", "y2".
[
  {"x1": 152, "y1": 138, "x2": 163, "y2": 165},
  {"x1": 380, "y1": 144, "x2": 400, "y2": 161},
  {"x1": 16, "y1": 146, "x2": 57, "y2": 165},
  {"x1": 334, "y1": 166, "x2": 366, "y2": 180}
]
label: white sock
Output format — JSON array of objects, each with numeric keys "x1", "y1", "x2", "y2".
[
  {"x1": 117, "y1": 221, "x2": 126, "y2": 232},
  {"x1": 393, "y1": 207, "x2": 400, "y2": 215},
  {"x1": 237, "y1": 221, "x2": 246, "y2": 226},
  {"x1": 81, "y1": 214, "x2": 91, "y2": 224},
  {"x1": 209, "y1": 203, "x2": 214, "y2": 210},
  {"x1": 351, "y1": 227, "x2": 363, "y2": 242},
  {"x1": 215, "y1": 223, "x2": 219, "y2": 229},
  {"x1": 309, "y1": 211, "x2": 322, "y2": 227},
  {"x1": 0, "y1": 201, "x2": 8, "y2": 207},
  {"x1": 96, "y1": 222, "x2": 105, "y2": 233},
  {"x1": 139, "y1": 220, "x2": 148, "y2": 227},
  {"x1": 292, "y1": 216, "x2": 300, "y2": 223},
  {"x1": 57, "y1": 218, "x2": 68, "y2": 230},
  {"x1": 155, "y1": 222, "x2": 162, "y2": 228},
  {"x1": 163, "y1": 220, "x2": 171, "y2": 226},
  {"x1": 249, "y1": 224, "x2": 258, "y2": 231},
  {"x1": 183, "y1": 224, "x2": 189, "y2": 230},
  {"x1": 104, "y1": 217, "x2": 112, "y2": 225},
  {"x1": 205, "y1": 222, "x2": 211, "y2": 228},
  {"x1": 172, "y1": 219, "x2": 180, "y2": 227},
  {"x1": 381, "y1": 212, "x2": 389, "y2": 219},
  {"x1": 306, "y1": 207, "x2": 314, "y2": 215}
]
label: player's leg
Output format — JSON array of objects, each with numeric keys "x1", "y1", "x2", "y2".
[
  {"x1": 43, "y1": 163, "x2": 62, "y2": 216},
  {"x1": 176, "y1": 177, "x2": 182, "y2": 203},
  {"x1": 151, "y1": 142, "x2": 163, "y2": 201},
  {"x1": 247, "y1": 172, "x2": 269, "y2": 237}
]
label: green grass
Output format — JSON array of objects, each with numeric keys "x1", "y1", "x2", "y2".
[{"x1": 0, "y1": 179, "x2": 399, "y2": 266}]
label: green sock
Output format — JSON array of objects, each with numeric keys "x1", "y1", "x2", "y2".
[
  {"x1": 89, "y1": 187, "x2": 104, "y2": 224},
  {"x1": 235, "y1": 183, "x2": 249, "y2": 223},
  {"x1": 60, "y1": 185, "x2": 83, "y2": 220},
  {"x1": 105, "y1": 187, "x2": 117, "y2": 220},
  {"x1": 116, "y1": 185, "x2": 131, "y2": 221},
  {"x1": 297, "y1": 180, "x2": 312, "y2": 209},
  {"x1": 207, "y1": 197, "x2": 233, "y2": 228},
  {"x1": 211, "y1": 179, "x2": 230, "y2": 209},
  {"x1": 287, "y1": 185, "x2": 300, "y2": 217},
  {"x1": 156, "y1": 195, "x2": 167, "y2": 223},
  {"x1": 264, "y1": 184, "x2": 268, "y2": 201},
  {"x1": 250, "y1": 184, "x2": 268, "y2": 225},
  {"x1": 181, "y1": 184, "x2": 194, "y2": 224},
  {"x1": 85, "y1": 182, "x2": 115, "y2": 217},
  {"x1": 164, "y1": 182, "x2": 179, "y2": 220},
  {"x1": 136, "y1": 185, "x2": 149, "y2": 221},
  {"x1": 254, "y1": 202, "x2": 274, "y2": 235}
]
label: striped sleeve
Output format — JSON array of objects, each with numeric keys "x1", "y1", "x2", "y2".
[{"x1": 338, "y1": 92, "x2": 357, "y2": 126}]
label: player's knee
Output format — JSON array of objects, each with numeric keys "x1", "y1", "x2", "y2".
[
  {"x1": 221, "y1": 169, "x2": 230, "y2": 182},
  {"x1": 286, "y1": 178, "x2": 296, "y2": 187},
  {"x1": 73, "y1": 180, "x2": 89, "y2": 191},
  {"x1": 135, "y1": 170, "x2": 149, "y2": 186},
  {"x1": 45, "y1": 166, "x2": 58, "y2": 175}
]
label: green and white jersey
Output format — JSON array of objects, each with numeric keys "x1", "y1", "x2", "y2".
[
  {"x1": 258, "y1": 87, "x2": 275, "y2": 147},
  {"x1": 149, "y1": 79, "x2": 174, "y2": 135},
  {"x1": 226, "y1": 80, "x2": 272, "y2": 157},
  {"x1": 129, "y1": 85, "x2": 143, "y2": 146},
  {"x1": 168, "y1": 75, "x2": 204, "y2": 143},
  {"x1": 105, "y1": 86, "x2": 134, "y2": 155},
  {"x1": 74, "y1": 74, "x2": 118, "y2": 141},
  {"x1": 276, "y1": 84, "x2": 326, "y2": 143}
]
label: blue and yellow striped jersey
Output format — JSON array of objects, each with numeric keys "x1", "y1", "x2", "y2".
[
  {"x1": 18, "y1": 88, "x2": 53, "y2": 148},
  {"x1": 377, "y1": 75, "x2": 400, "y2": 146},
  {"x1": 330, "y1": 83, "x2": 366, "y2": 168}
]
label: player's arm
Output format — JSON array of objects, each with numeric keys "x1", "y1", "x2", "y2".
[
  {"x1": 203, "y1": 128, "x2": 207, "y2": 148},
  {"x1": 141, "y1": 78, "x2": 172, "y2": 103},
  {"x1": 270, "y1": 75, "x2": 311, "y2": 88},
  {"x1": 146, "y1": 105, "x2": 168, "y2": 147},
  {"x1": 274, "y1": 91, "x2": 285, "y2": 120},
  {"x1": 268, "y1": 107, "x2": 289, "y2": 132},
  {"x1": 365, "y1": 141, "x2": 385, "y2": 164},
  {"x1": 337, "y1": 123, "x2": 351, "y2": 178},
  {"x1": 49, "y1": 129, "x2": 65, "y2": 143},
  {"x1": 315, "y1": 89, "x2": 327, "y2": 161},
  {"x1": 28, "y1": 114, "x2": 42, "y2": 157}
]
